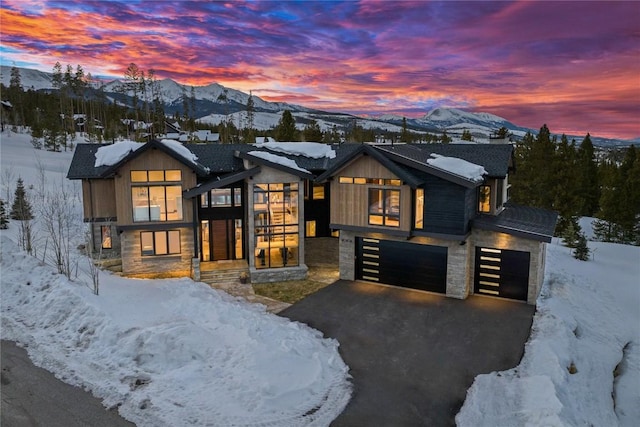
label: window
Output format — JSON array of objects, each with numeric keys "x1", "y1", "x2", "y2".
[
  {"x1": 369, "y1": 188, "x2": 400, "y2": 227},
  {"x1": 414, "y1": 188, "x2": 424, "y2": 229},
  {"x1": 101, "y1": 226, "x2": 112, "y2": 249},
  {"x1": 253, "y1": 183, "x2": 299, "y2": 269},
  {"x1": 496, "y1": 179, "x2": 504, "y2": 209},
  {"x1": 312, "y1": 184, "x2": 325, "y2": 200},
  {"x1": 200, "y1": 187, "x2": 242, "y2": 208},
  {"x1": 131, "y1": 170, "x2": 181, "y2": 182},
  {"x1": 141, "y1": 230, "x2": 180, "y2": 256},
  {"x1": 305, "y1": 220, "x2": 317, "y2": 237},
  {"x1": 131, "y1": 170, "x2": 183, "y2": 222},
  {"x1": 339, "y1": 176, "x2": 402, "y2": 186},
  {"x1": 479, "y1": 185, "x2": 491, "y2": 213}
]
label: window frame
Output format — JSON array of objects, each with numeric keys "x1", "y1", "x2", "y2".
[
  {"x1": 140, "y1": 230, "x2": 181, "y2": 256},
  {"x1": 368, "y1": 188, "x2": 401, "y2": 227}
]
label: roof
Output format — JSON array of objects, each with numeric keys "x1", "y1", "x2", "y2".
[
  {"x1": 376, "y1": 143, "x2": 514, "y2": 178},
  {"x1": 315, "y1": 144, "x2": 424, "y2": 188},
  {"x1": 473, "y1": 202, "x2": 558, "y2": 242},
  {"x1": 68, "y1": 141, "x2": 514, "y2": 186}
]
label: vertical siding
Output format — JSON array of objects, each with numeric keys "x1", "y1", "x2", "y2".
[
  {"x1": 114, "y1": 149, "x2": 196, "y2": 225},
  {"x1": 330, "y1": 155, "x2": 411, "y2": 231},
  {"x1": 82, "y1": 179, "x2": 117, "y2": 220},
  {"x1": 422, "y1": 174, "x2": 469, "y2": 235}
]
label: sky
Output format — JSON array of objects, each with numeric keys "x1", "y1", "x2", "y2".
[{"x1": 1, "y1": 1, "x2": 639, "y2": 139}]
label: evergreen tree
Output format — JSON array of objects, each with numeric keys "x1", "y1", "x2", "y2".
[
  {"x1": 0, "y1": 199, "x2": 9, "y2": 229},
  {"x1": 440, "y1": 130, "x2": 451, "y2": 144},
  {"x1": 576, "y1": 134, "x2": 599, "y2": 216},
  {"x1": 618, "y1": 145, "x2": 640, "y2": 243},
  {"x1": 461, "y1": 129, "x2": 473, "y2": 141},
  {"x1": 303, "y1": 119, "x2": 323, "y2": 142},
  {"x1": 561, "y1": 217, "x2": 581, "y2": 248},
  {"x1": 573, "y1": 232, "x2": 590, "y2": 261},
  {"x1": 10, "y1": 178, "x2": 34, "y2": 220},
  {"x1": 553, "y1": 135, "x2": 580, "y2": 234},
  {"x1": 400, "y1": 117, "x2": 410, "y2": 142},
  {"x1": 275, "y1": 110, "x2": 297, "y2": 141}
]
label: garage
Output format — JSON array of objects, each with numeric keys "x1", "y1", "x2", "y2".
[
  {"x1": 474, "y1": 247, "x2": 530, "y2": 301},
  {"x1": 356, "y1": 237, "x2": 447, "y2": 293}
]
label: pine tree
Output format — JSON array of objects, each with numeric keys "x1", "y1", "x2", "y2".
[
  {"x1": 561, "y1": 217, "x2": 581, "y2": 248},
  {"x1": 400, "y1": 117, "x2": 410, "y2": 142},
  {"x1": 461, "y1": 129, "x2": 473, "y2": 141},
  {"x1": 275, "y1": 110, "x2": 297, "y2": 141},
  {"x1": 553, "y1": 135, "x2": 580, "y2": 234},
  {"x1": 0, "y1": 199, "x2": 9, "y2": 229},
  {"x1": 440, "y1": 130, "x2": 451, "y2": 144},
  {"x1": 303, "y1": 119, "x2": 323, "y2": 142},
  {"x1": 573, "y1": 232, "x2": 590, "y2": 261},
  {"x1": 577, "y1": 134, "x2": 599, "y2": 216},
  {"x1": 10, "y1": 178, "x2": 34, "y2": 220}
]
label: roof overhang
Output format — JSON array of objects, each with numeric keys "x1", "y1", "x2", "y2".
[
  {"x1": 183, "y1": 166, "x2": 260, "y2": 199},
  {"x1": 316, "y1": 144, "x2": 423, "y2": 188},
  {"x1": 473, "y1": 203, "x2": 559, "y2": 243},
  {"x1": 235, "y1": 150, "x2": 315, "y2": 180},
  {"x1": 375, "y1": 146, "x2": 482, "y2": 189},
  {"x1": 99, "y1": 139, "x2": 210, "y2": 178}
]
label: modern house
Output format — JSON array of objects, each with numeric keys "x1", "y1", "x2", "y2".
[{"x1": 67, "y1": 139, "x2": 557, "y2": 304}]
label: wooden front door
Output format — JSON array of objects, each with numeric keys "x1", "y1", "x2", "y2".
[{"x1": 202, "y1": 219, "x2": 244, "y2": 261}]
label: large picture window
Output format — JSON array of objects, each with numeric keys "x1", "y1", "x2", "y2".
[
  {"x1": 369, "y1": 188, "x2": 400, "y2": 227},
  {"x1": 200, "y1": 187, "x2": 242, "y2": 208},
  {"x1": 414, "y1": 188, "x2": 424, "y2": 229},
  {"x1": 253, "y1": 183, "x2": 299, "y2": 269},
  {"x1": 141, "y1": 230, "x2": 180, "y2": 256},
  {"x1": 131, "y1": 170, "x2": 183, "y2": 222}
]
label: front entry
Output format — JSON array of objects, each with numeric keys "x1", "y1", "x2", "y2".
[{"x1": 201, "y1": 219, "x2": 244, "y2": 261}]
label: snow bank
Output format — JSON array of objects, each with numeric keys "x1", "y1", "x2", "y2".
[
  {"x1": 94, "y1": 140, "x2": 143, "y2": 167},
  {"x1": 255, "y1": 141, "x2": 336, "y2": 159},
  {"x1": 0, "y1": 236, "x2": 351, "y2": 426},
  {"x1": 427, "y1": 153, "x2": 486, "y2": 182},
  {"x1": 248, "y1": 151, "x2": 311, "y2": 173},
  {"x1": 456, "y1": 240, "x2": 640, "y2": 426}
]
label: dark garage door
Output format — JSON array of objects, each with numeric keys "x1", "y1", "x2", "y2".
[
  {"x1": 474, "y1": 247, "x2": 530, "y2": 301},
  {"x1": 356, "y1": 237, "x2": 447, "y2": 293}
]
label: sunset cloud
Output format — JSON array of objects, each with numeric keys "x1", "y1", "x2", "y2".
[{"x1": 1, "y1": 0, "x2": 638, "y2": 139}]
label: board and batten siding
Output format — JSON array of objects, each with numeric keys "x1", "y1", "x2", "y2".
[
  {"x1": 120, "y1": 227, "x2": 194, "y2": 277},
  {"x1": 82, "y1": 179, "x2": 117, "y2": 220},
  {"x1": 330, "y1": 155, "x2": 412, "y2": 232},
  {"x1": 421, "y1": 174, "x2": 471, "y2": 235},
  {"x1": 113, "y1": 149, "x2": 197, "y2": 225}
]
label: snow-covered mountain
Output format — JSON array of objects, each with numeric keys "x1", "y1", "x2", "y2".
[{"x1": 1, "y1": 65, "x2": 633, "y2": 146}]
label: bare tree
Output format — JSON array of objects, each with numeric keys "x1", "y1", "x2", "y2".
[{"x1": 85, "y1": 225, "x2": 101, "y2": 295}]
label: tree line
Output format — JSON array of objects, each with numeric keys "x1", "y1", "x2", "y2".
[{"x1": 510, "y1": 124, "x2": 639, "y2": 245}]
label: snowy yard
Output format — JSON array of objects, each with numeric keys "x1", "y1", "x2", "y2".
[
  {"x1": 457, "y1": 237, "x2": 640, "y2": 426},
  {"x1": 1, "y1": 131, "x2": 638, "y2": 426}
]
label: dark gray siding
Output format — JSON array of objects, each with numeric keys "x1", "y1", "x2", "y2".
[{"x1": 421, "y1": 175, "x2": 471, "y2": 235}]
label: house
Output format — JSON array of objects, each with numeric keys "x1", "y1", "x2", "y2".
[{"x1": 67, "y1": 140, "x2": 557, "y2": 304}]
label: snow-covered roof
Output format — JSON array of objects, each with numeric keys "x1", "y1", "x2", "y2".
[
  {"x1": 94, "y1": 140, "x2": 143, "y2": 167},
  {"x1": 159, "y1": 139, "x2": 200, "y2": 165},
  {"x1": 247, "y1": 151, "x2": 310, "y2": 173},
  {"x1": 254, "y1": 141, "x2": 336, "y2": 159},
  {"x1": 426, "y1": 153, "x2": 487, "y2": 182}
]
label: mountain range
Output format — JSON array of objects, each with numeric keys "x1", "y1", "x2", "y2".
[{"x1": 1, "y1": 65, "x2": 634, "y2": 146}]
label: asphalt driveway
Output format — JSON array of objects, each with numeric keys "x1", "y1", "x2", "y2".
[{"x1": 280, "y1": 280, "x2": 535, "y2": 426}]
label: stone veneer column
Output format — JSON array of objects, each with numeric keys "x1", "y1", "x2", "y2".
[{"x1": 339, "y1": 230, "x2": 356, "y2": 281}]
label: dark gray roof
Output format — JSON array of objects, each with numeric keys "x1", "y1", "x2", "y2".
[
  {"x1": 315, "y1": 144, "x2": 424, "y2": 187},
  {"x1": 376, "y1": 143, "x2": 514, "y2": 177},
  {"x1": 68, "y1": 141, "x2": 514, "y2": 185},
  {"x1": 67, "y1": 143, "x2": 111, "y2": 179},
  {"x1": 473, "y1": 202, "x2": 558, "y2": 242}
]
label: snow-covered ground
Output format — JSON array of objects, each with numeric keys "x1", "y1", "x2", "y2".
[
  {"x1": 1, "y1": 130, "x2": 638, "y2": 426},
  {"x1": 0, "y1": 131, "x2": 351, "y2": 426},
  {"x1": 457, "y1": 236, "x2": 640, "y2": 426}
]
